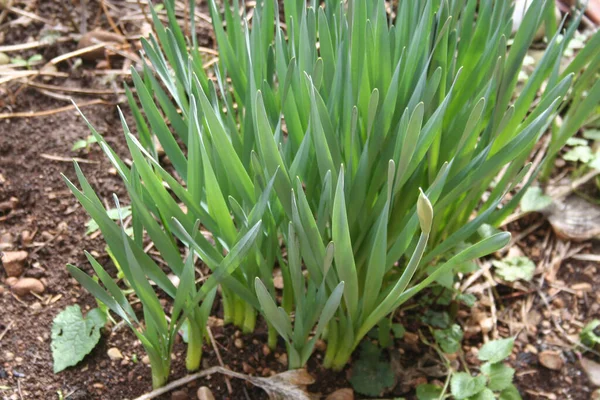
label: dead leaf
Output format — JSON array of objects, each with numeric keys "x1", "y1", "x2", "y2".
[{"x1": 233, "y1": 369, "x2": 315, "y2": 400}]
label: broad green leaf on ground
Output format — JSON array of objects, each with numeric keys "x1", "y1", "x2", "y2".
[
  {"x1": 478, "y1": 338, "x2": 515, "y2": 364},
  {"x1": 433, "y1": 324, "x2": 463, "y2": 354},
  {"x1": 563, "y1": 145, "x2": 594, "y2": 163},
  {"x1": 51, "y1": 305, "x2": 107, "y2": 373},
  {"x1": 498, "y1": 384, "x2": 523, "y2": 400},
  {"x1": 349, "y1": 341, "x2": 394, "y2": 396},
  {"x1": 450, "y1": 372, "x2": 486, "y2": 399},
  {"x1": 492, "y1": 256, "x2": 535, "y2": 282},
  {"x1": 520, "y1": 187, "x2": 552, "y2": 212},
  {"x1": 481, "y1": 362, "x2": 515, "y2": 391},
  {"x1": 416, "y1": 383, "x2": 443, "y2": 400}
]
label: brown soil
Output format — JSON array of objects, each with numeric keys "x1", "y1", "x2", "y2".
[{"x1": 1, "y1": 1, "x2": 599, "y2": 400}]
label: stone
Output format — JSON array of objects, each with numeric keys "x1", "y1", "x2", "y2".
[
  {"x1": 326, "y1": 388, "x2": 354, "y2": 400},
  {"x1": 0, "y1": 52, "x2": 9, "y2": 65},
  {"x1": 107, "y1": 347, "x2": 123, "y2": 361},
  {"x1": 234, "y1": 338, "x2": 244, "y2": 349},
  {"x1": 262, "y1": 344, "x2": 271, "y2": 356},
  {"x1": 1, "y1": 251, "x2": 28, "y2": 277},
  {"x1": 581, "y1": 357, "x2": 600, "y2": 387},
  {"x1": 197, "y1": 386, "x2": 215, "y2": 400},
  {"x1": 171, "y1": 390, "x2": 189, "y2": 400},
  {"x1": 539, "y1": 350, "x2": 563, "y2": 370},
  {"x1": 10, "y1": 278, "x2": 44, "y2": 296},
  {"x1": 315, "y1": 339, "x2": 327, "y2": 352},
  {"x1": 5, "y1": 352, "x2": 15, "y2": 361},
  {"x1": 277, "y1": 352, "x2": 288, "y2": 366},
  {"x1": 403, "y1": 331, "x2": 419, "y2": 345},
  {"x1": 142, "y1": 355, "x2": 150, "y2": 365}
]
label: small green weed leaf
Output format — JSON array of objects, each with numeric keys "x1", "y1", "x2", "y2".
[
  {"x1": 85, "y1": 206, "x2": 132, "y2": 235},
  {"x1": 72, "y1": 136, "x2": 98, "y2": 151},
  {"x1": 11, "y1": 57, "x2": 28, "y2": 67},
  {"x1": 72, "y1": 140, "x2": 89, "y2": 151},
  {"x1": 492, "y1": 257, "x2": 535, "y2": 282},
  {"x1": 28, "y1": 54, "x2": 43, "y2": 64},
  {"x1": 566, "y1": 137, "x2": 588, "y2": 146},
  {"x1": 589, "y1": 155, "x2": 600, "y2": 171},
  {"x1": 433, "y1": 324, "x2": 463, "y2": 354},
  {"x1": 349, "y1": 341, "x2": 394, "y2": 396},
  {"x1": 481, "y1": 362, "x2": 515, "y2": 391},
  {"x1": 51, "y1": 305, "x2": 107, "y2": 373},
  {"x1": 498, "y1": 384, "x2": 523, "y2": 400},
  {"x1": 468, "y1": 388, "x2": 495, "y2": 400},
  {"x1": 583, "y1": 130, "x2": 600, "y2": 141},
  {"x1": 520, "y1": 187, "x2": 552, "y2": 212},
  {"x1": 457, "y1": 293, "x2": 477, "y2": 307},
  {"x1": 450, "y1": 372, "x2": 486, "y2": 399},
  {"x1": 478, "y1": 337, "x2": 514, "y2": 364},
  {"x1": 416, "y1": 383, "x2": 443, "y2": 400},
  {"x1": 580, "y1": 319, "x2": 600, "y2": 347},
  {"x1": 423, "y1": 310, "x2": 450, "y2": 328},
  {"x1": 563, "y1": 145, "x2": 594, "y2": 163},
  {"x1": 392, "y1": 323, "x2": 405, "y2": 339}
]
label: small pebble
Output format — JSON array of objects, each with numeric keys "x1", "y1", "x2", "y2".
[
  {"x1": 142, "y1": 355, "x2": 151, "y2": 365},
  {"x1": 0, "y1": 52, "x2": 9, "y2": 65},
  {"x1": 10, "y1": 278, "x2": 44, "y2": 296},
  {"x1": 242, "y1": 362, "x2": 255, "y2": 375},
  {"x1": 171, "y1": 390, "x2": 188, "y2": 400},
  {"x1": 277, "y1": 353, "x2": 288, "y2": 366},
  {"x1": 326, "y1": 388, "x2": 354, "y2": 400},
  {"x1": 5, "y1": 352, "x2": 15, "y2": 361},
  {"x1": 262, "y1": 344, "x2": 271, "y2": 356},
  {"x1": 234, "y1": 338, "x2": 244, "y2": 349},
  {"x1": 107, "y1": 347, "x2": 123, "y2": 360},
  {"x1": 403, "y1": 332, "x2": 419, "y2": 345},
  {"x1": 1, "y1": 250, "x2": 28, "y2": 277},
  {"x1": 197, "y1": 386, "x2": 215, "y2": 400},
  {"x1": 539, "y1": 350, "x2": 564, "y2": 370},
  {"x1": 315, "y1": 339, "x2": 327, "y2": 352}
]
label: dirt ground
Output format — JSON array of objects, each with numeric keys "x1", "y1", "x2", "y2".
[{"x1": 1, "y1": 1, "x2": 599, "y2": 399}]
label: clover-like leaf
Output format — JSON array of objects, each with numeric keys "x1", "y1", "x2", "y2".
[
  {"x1": 51, "y1": 305, "x2": 107, "y2": 373},
  {"x1": 520, "y1": 187, "x2": 552, "y2": 213},
  {"x1": 492, "y1": 257, "x2": 535, "y2": 282},
  {"x1": 349, "y1": 341, "x2": 394, "y2": 396},
  {"x1": 563, "y1": 145, "x2": 594, "y2": 163}
]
